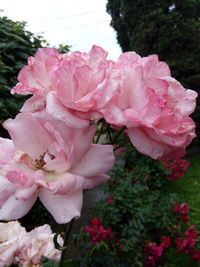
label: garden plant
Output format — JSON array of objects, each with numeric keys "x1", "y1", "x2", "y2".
[{"x1": 0, "y1": 43, "x2": 198, "y2": 267}]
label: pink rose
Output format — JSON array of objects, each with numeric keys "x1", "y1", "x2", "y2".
[
  {"x1": 0, "y1": 110, "x2": 115, "y2": 223},
  {"x1": 102, "y1": 52, "x2": 197, "y2": 160},
  {"x1": 12, "y1": 46, "x2": 119, "y2": 127},
  {"x1": 14, "y1": 224, "x2": 62, "y2": 266},
  {"x1": 0, "y1": 221, "x2": 26, "y2": 266}
]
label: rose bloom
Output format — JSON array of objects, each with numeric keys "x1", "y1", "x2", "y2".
[
  {"x1": 0, "y1": 110, "x2": 115, "y2": 223},
  {"x1": 14, "y1": 225, "x2": 62, "y2": 267},
  {"x1": 102, "y1": 52, "x2": 197, "y2": 161},
  {"x1": 0, "y1": 221, "x2": 26, "y2": 266},
  {"x1": 12, "y1": 45, "x2": 119, "y2": 126}
]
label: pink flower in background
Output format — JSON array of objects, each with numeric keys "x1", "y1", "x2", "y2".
[
  {"x1": 0, "y1": 221, "x2": 26, "y2": 266},
  {"x1": 14, "y1": 224, "x2": 62, "y2": 266},
  {"x1": 0, "y1": 110, "x2": 115, "y2": 224},
  {"x1": 173, "y1": 202, "x2": 189, "y2": 215},
  {"x1": 0, "y1": 221, "x2": 62, "y2": 266},
  {"x1": 102, "y1": 52, "x2": 197, "y2": 161},
  {"x1": 144, "y1": 241, "x2": 164, "y2": 266},
  {"x1": 175, "y1": 226, "x2": 198, "y2": 254},
  {"x1": 12, "y1": 46, "x2": 119, "y2": 127},
  {"x1": 173, "y1": 202, "x2": 189, "y2": 223}
]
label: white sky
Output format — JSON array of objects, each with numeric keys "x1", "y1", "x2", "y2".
[{"x1": 0, "y1": 0, "x2": 122, "y2": 60}]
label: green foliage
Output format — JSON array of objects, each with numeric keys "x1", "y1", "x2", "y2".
[
  {"x1": 106, "y1": 0, "x2": 200, "y2": 138},
  {"x1": 163, "y1": 153, "x2": 200, "y2": 226},
  {"x1": 40, "y1": 256, "x2": 59, "y2": 267},
  {"x1": 0, "y1": 16, "x2": 46, "y2": 137},
  {"x1": 75, "y1": 144, "x2": 200, "y2": 266}
]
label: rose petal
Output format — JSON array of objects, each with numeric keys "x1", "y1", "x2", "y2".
[
  {"x1": 0, "y1": 193, "x2": 37, "y2": 220},
  {"x1": 71, "y1": 144, "x2": 115, "y2": 177},
  {"x1": 39, "y1": 188, "x2": 83, "y2": 224}
]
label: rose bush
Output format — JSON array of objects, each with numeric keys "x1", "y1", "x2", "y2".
[{"x1": 0, "y1": 44, "x2": 198, "y2": 265}]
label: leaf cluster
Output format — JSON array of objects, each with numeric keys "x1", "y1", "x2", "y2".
[
  {"x1": 75, "y1": 144, "x2": 185, "y2": 266},
  {"x1": 0, "y1": 16, "x2": 47, "y2": 137}
]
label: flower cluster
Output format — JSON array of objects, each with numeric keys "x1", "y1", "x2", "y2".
[
  {"x1": 144, "y1": 236, "x2": 171, "y2": 266},
  {"x1": 0, "y1": 221, "x2": 62, "y2": 266},
  {"x1": 173, "y1": 202, "x2": 189, "y2": 224},
  {"x1": 175, "y1": 226, "x2": 199, "y2": 257},
  {"x1": 0, "y1": 45, "x2": 197, "y2": 225},
  {"x1": 84, "y1": 217, "x2": 113, "y2": 245},
  {"x1": 12, "y1": 46, "x2": 197, "y2": 161},
  {"x1": 163, "y1": 159, "x2": 190, "y2": 180}
]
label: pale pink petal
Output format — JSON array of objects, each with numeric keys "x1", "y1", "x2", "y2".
[
  {"x1": 84, "y1": 174, "x2": 110, "y2": 189},
  {"x1": 3, "y1": 113, "x2": 53, "y2": 159},
  {"x1": 71, "y1": 144, "x2": 115, "y2": 177},
  {"x1": 38, "y1": 188, "x2": 83, "y2": 224},
  {"x1": 12, "y1": 48, "x2": 60, "y2": 95},
  {"x1": 87, "y1": 45, "x2": 108, "y2": 67},
  {"x1": 41, "y1": 172, "x2": 85, "y2": 195},
  {"x1": 102, "y1": 103, "x2": 127, "y2": 126},
  {"x1": 0, "y1": 137, "x2": 15, "y2": 163},
  {"x1": 46, "y1": 92, "x2": 89, "y2": 128},
  {"x1": 15, "y1": 184, "x2": 37, "y2": 200},
  {"x1": 117, "y1": 51, "x2": 141, "y2": 66},
  {"x1": 176, "y1": 89, "x2": 198, "y2": 116},
  {"x1": 55, "y1": 60, "x2": 77, "y2": 102},
  {"x1": 0, "y1": 176, "x2": 15, "y2": 207},
  {"x1": 119, "y1": 65, "x2": 148, "y2": 111},
  {"x1": 20, "y1": 95, "x2": 46, "y2": 112},
  {"x1": 0, "y1": 193, "x2": 37, "y2": 220},
  {"x1": 128, "y1": 128, "x2": 170, "y2": 159}
]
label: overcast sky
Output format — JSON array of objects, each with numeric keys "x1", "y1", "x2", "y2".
[{"x1": 1, "y1": 0, "x2": 122, "y2": 60}]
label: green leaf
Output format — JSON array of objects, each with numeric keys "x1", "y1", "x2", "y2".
[{"x1": 40, "y1": 256, "x2": 59, "y2": 267}]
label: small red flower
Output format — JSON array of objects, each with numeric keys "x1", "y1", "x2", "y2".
[
  {"x1": 175, "y1": 226, "x2": 198, "y2": 254},
  {"x1": 180, "y1": 215, "x2": 189, "y2": 224},
  {"x1": 161, "y1": 236, "x2": 171, "y2": 248},
  {"x1": 179, "y1": 203, "x2": 189, "y2": 215},
  {"x1": 192, "y1": 249, "x2": 200, "y2": 261},
  {"x1": 118, "y1": 147, "x2": 126, "y2": 156},
  {"x1": 84, "y1": 217, "x2": 113, "y2": 245},
  {"x1": 107, "y1": 195, "x2": 113, "y2": 205},
  {"x1": 90, "y1": 217, "x2": 100, "y2": 228},
  {"x1": 164, "y1": 159, "x2": 189, "y2": 180}
]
